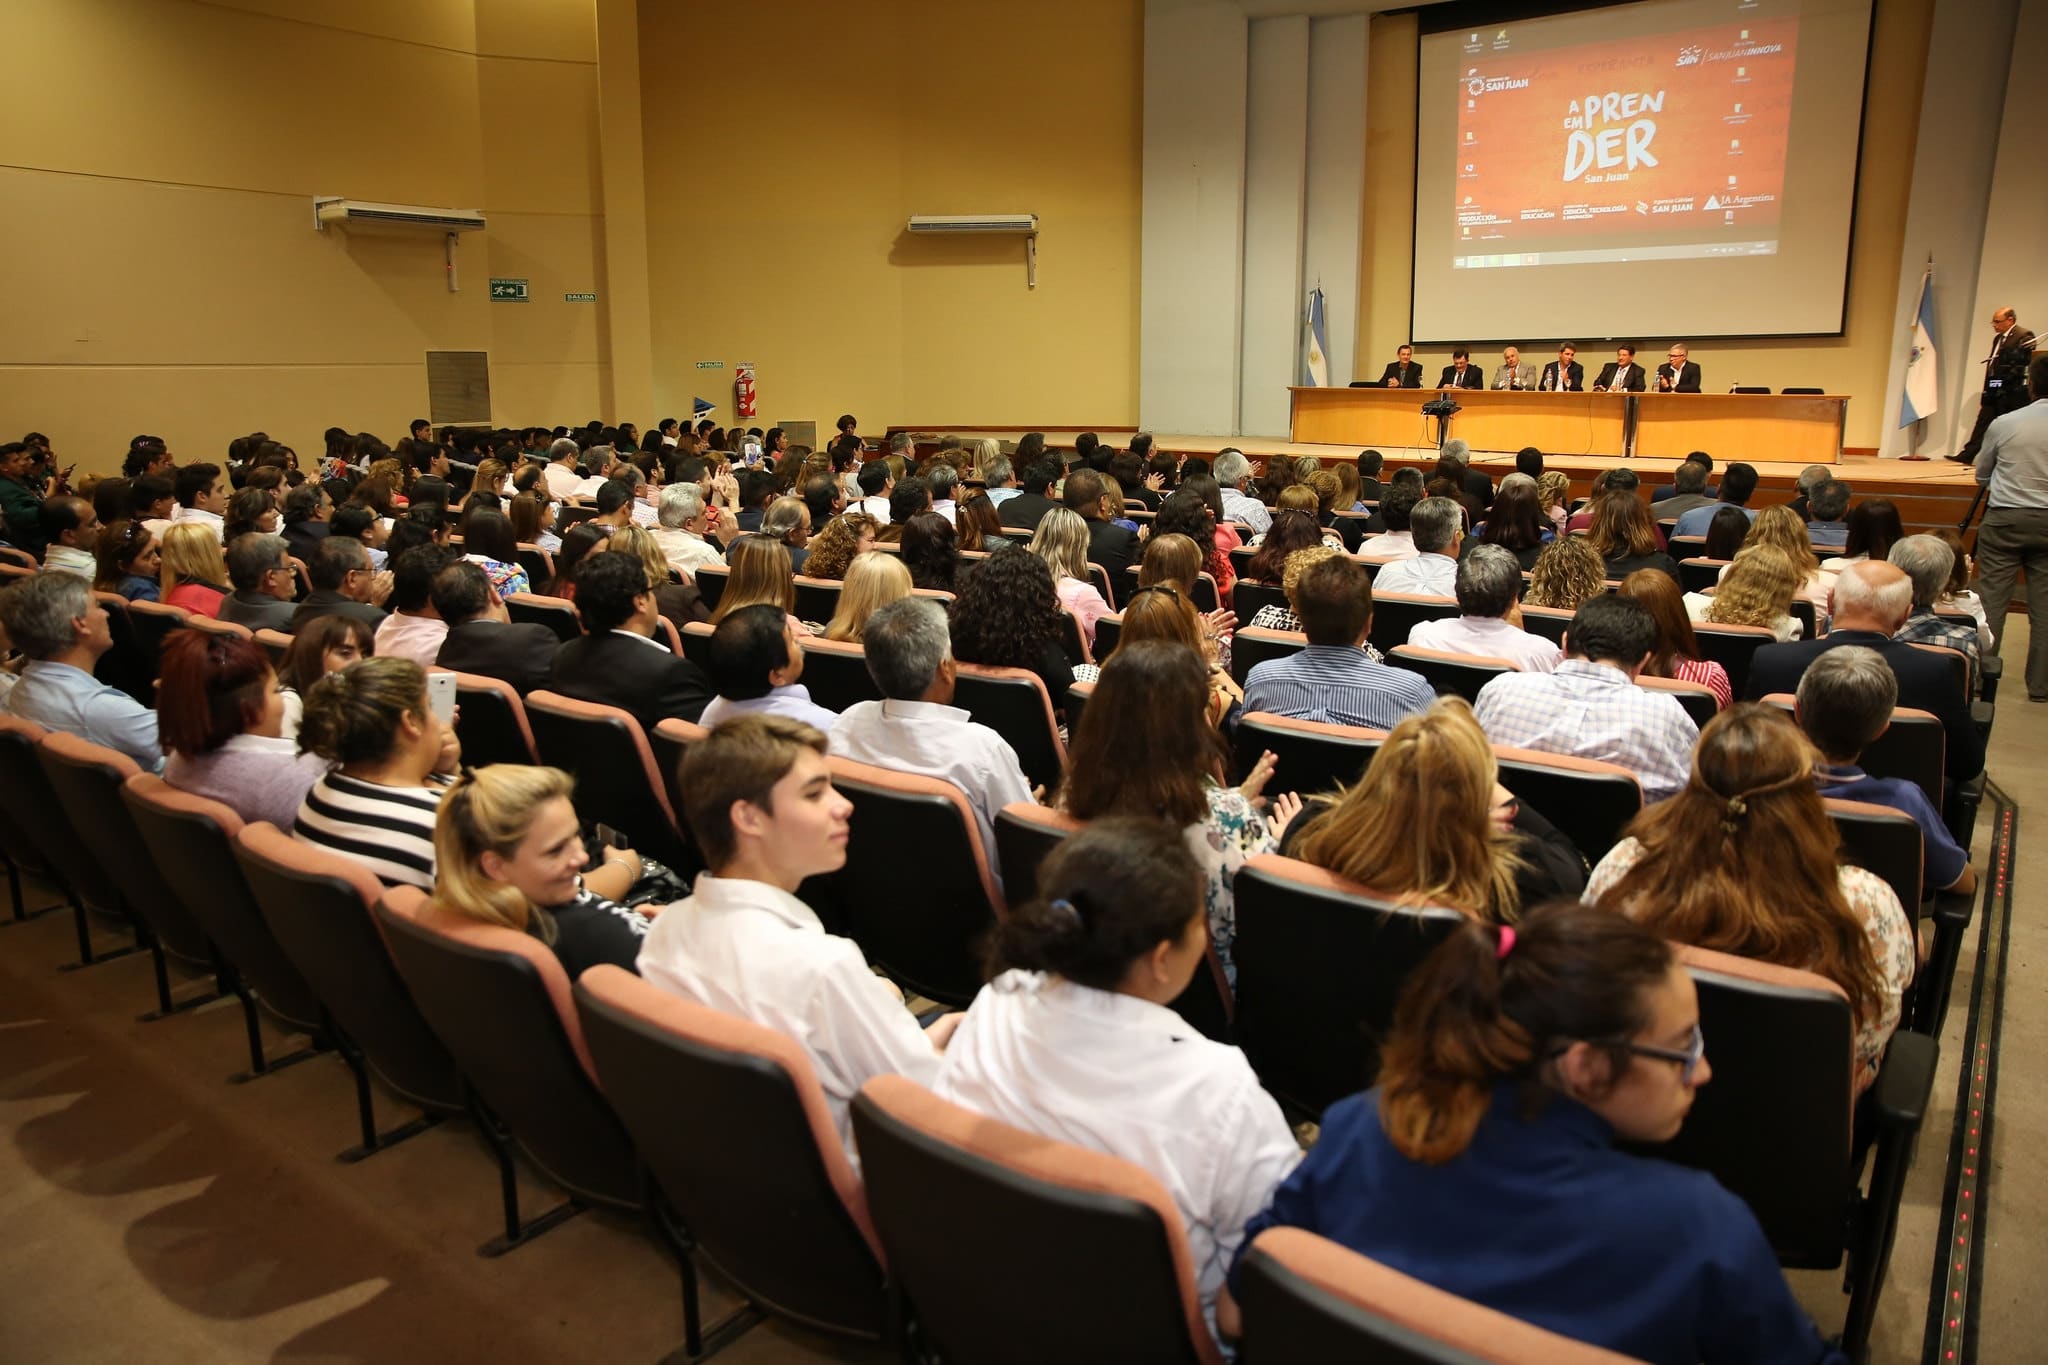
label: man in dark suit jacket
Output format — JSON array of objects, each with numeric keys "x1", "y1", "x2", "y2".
[
  {"x1": 1436, "y1": 350, "x2": 1485, "y2": 390},
  {"x1": 1954, "y1": 306, "x2": 2036, "y2": 463},
  {"x1": 545, "y1": 550, "x2": 713, "y2": 732},
  {"x1": 1593, "y1": 345, "x2": 1647, "y2": 392},
  {"x1": 1062, "y1": 468, "x2": 1140, "y2": 606},
  {"x1": 997, "y1": 460, "x2": 1062, "y2": 532},
  {"x1": 430, "y1": 560, "x2": 559, "y2": 695},
  {"x1": 1744, "y1": 562, "x2": 1984, "y2": 783},
  {"x1": 1363, "y1": 345, "x2": 1422, "y2": 388},
  {"x1": 1655, "y1": 344, "x2": 1703, "y2": 392},
  {"x1": 279, "y1": 483, "x2": 331, "y2": 566},
  {"x1": 1539, "y1": 345, "x2": 1584, "y2": 392},
  {"x1": 288, "y1": 536, "x2": 389, "y2": 633}
]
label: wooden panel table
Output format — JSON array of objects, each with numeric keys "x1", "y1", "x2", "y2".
[
  {"x1": 1289, "y1": 387, "x2": 1630, "y2": 456},
  {"x1": 1631, "y1": 392, "x2": 1847, "y2": 463}
]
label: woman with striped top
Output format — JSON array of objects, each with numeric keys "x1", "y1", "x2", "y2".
[{"x1": 292, "y1": 656, "x2": 461, "y2": 889}]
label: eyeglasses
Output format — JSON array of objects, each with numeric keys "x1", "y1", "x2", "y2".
[{"x1": 1626, "y1": 1023, "x2": 1706, "y2": 1084}]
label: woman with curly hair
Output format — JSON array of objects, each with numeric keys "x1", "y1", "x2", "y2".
[
  {"x1": 801, "y1": 511, "x2": 878, "y2": 581},
  {"x1": 1523, "y1": 534, "x2": 1607, "y2": 610},
  {"x1": 948, "y1": 544, "x2": 1080, "y2": 719},
  {"x1": 1157, "y1": 485, "x2": 1237, "y2": 595},
  {"x1": 1535, "y1": 470, "x2": 1572, "y2": 538},
  {"x1": 1691, "y1": 545, "x2": 1804, "y2": 640},
  {"x1": 1728, "y1": 504, "x2": 1831, "y2": 612}
]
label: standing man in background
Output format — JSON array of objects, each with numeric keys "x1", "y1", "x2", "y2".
[
  {"x1": 1656, "y1": 344, "x2": 1703, "y2": 393},
  {"x1": 1366, "y1": 344, "x2": 1423, "y2": 389},
  {"x1": 1954, "y1": 307, "x2": 2036, "y2": 464},
  {"x1": 1493, "y1": 346, "x2": 1538, "y2": 390},
  {"x1": 1971, "y1": 353, "x2": 2048, "y2": 700}
]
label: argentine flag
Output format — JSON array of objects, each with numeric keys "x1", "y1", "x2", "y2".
[
  {"x1": 1899, "y1": 266, "x2": 1938, "y2": 428},
  {"x1": 1304, "y1": 287, "x2": 1331, "y2": 388}
]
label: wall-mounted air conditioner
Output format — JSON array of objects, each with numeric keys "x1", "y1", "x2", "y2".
[
  {"x1": 314, "y1": 197, "x2": 487, "y2": 233},
  {"x1": 906, "y1": 214, "x2": 1040, "y2": 288}
]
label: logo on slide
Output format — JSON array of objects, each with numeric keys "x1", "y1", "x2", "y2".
[{"x1": 1675, "y1": 45, "x2": 1703, "y2": 67}]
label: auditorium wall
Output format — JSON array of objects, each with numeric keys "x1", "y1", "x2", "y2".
[
  {"x1": 0, "y1": 0, "x2": 610, "y2": 476},
  {"x1": 1359, "y1": 0, "x2": 1936, "y2": 454},
  {"x1": 636, "y1": 0, "x2": 1145, "y2": 438}
]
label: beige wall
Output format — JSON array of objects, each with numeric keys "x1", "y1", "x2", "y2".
[
  {"x1": 1358, "y1": 0, "x2": 1936, "y2": 453},
  {"x1": 0, "y1": 0, "x2": 606, "y2": 476},
  {"x1": 637, "y1": 0, "x2": 1144, "y2": 439}
]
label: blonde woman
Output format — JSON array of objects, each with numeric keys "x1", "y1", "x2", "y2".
[
  {"x1": 1029, "y1": 507, "x2": 1113, "y2": 647},
  {"x1": 159, "y1": 521, "x2": 231, "y2": 617},
  {"x1": 1535, "y1": 470, "x2": 1572, "y2": 537},
  {"x1": 433, "y1": 764, "x2": 655, "y2": 980},
  {"x1": 823, "y1": 551, "x2": 913, "y2": 642},
  {"x1": 709, "y1": 535, "x2": 810, "y2": 635},
  {"x1": 1285, "y1": 697, "x2": 1583, "y2": 920},
  {"x1": 1523, "y1": 534, "x2": 1607, "y2": 610},
  {"x1": 609, "y1": 524, "x2": 707, "y2": 632},
  {"x1": 1275, "y1": 485, "x2": 1345, "y2": 549},
  {"x1": 1691, "y1": 545, "x2": 1804, "y2": 640},
  {"x1": 1725, "y1": 504, "x2": 1832, "y2": 613}
]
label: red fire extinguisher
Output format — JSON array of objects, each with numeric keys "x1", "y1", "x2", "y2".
[{"x1": 734, "y1": 363, "x2": 757, "y2": 421}]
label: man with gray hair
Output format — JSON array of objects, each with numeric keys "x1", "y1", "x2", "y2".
[
  {"x1": 652, "y1": 482, "x2": 725, "y2": 576},
  {"x1": 981, "y1": 455, "x2": 1019, "y2": 507},
  {"x1": 1805, "y1": 479, "x2": 1853, "y2": 546},
  {"x1": 1746, "y1": 560, "x2": 1984, "y2": 781},
  {"x1": 1369, "y1": 496, "x2": 1463, "y2": 596},
  {"x1": 827, "y1": 597, "x2": 1035, "y2": 887},
  {"x1": 1655, "y1": 460, "x2": 1718, "y2": 522},
  {"x1": 1787, "y1": 463, "x2": 1831, "y2": 521},
  {"x1": 1211, "y1": 449, "x2": 1272, "y2": 535},
  {"x1": 542, "y1": 437, "x2": 585, "y2": 500},
  {"x1": 0, "y1": 572, "x2": 162, "y2": 770},
  {"x1": 1408, "y1": 544, "x2": 1562, "y2": 672},
  {"x1": 1797, "y1": 646, "x2": 1975, "y2": 895},
  {"x1": 218, "y1": 532, "x2": 300, "y2": 631},
  {"x1": 1889, "y1": 535, "x2": 1981, "y2": 677}
]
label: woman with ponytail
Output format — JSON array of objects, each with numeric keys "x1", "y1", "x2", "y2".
[
  {"x1": 433, "y1": 764, "x2": 652, "y2": 979},
  {"x1": 935, "y1": 817, "x2": 1299, "y2": 1337},
  {"x1": 1584, "y1": 703, "x2": 1912, "y2": 1091},
  {"x1": 1227, "y1": 900, "x2": 1840, "y2": 1364}
]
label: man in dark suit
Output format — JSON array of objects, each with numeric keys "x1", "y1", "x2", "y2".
[
  {"x1": 431, "y1": 559, "x2": 559, "y2": 695},
  {"x1": 1363, "y1": 344, "x2": 1422, "y2": 389},
  {"x1": 279, "y1": 483, "x2": 330, "y2": 565},
  {"x1": 1744, "y1": 561, "x2": 1984, "y2": 783},
  {"x1": 1593, "y1": 345, "x2": 1647, "y2": 392},
  {"x1": 546, "y1": 550, "x2": 713, "y2": 732},
  {"x1": 1538, "y1": 344, "x2": 1584, "y2": 392},
  {"x1": 1062, "y1": 468, "x2": 1140, "y2": 606},
  {"x1": 1953, "y1": 306, "x2": 2036, "y2": 463},
  {"x1": 997, "y1": 460, "x2": 1062, "y2": 532},
  {"x1": 1436, "y1": 349, "x2": 1485, "y2": 390},
  {"x1": 1655, "y1": 343, "x2": 1703, "y2": 393},
  {"x1": 289, "y1": 536, "x2": 390, "y2": 633},
  {"x1": 1355, "y1": 449, "x2": 1386, "y2": 506}
]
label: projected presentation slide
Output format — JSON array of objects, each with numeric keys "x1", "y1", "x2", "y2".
[{"x1": 1413, "y1": 0, "x2": 1873, "y2": 343}]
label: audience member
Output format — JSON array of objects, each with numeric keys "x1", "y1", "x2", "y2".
[
  {"x1": 1155, "y1": 486, "x2": 1237, "y2": 595},
  {"x1": 700, "y1": 603, "x2": 839, "y2": 732},
  {"x1": 547, "y1": 551, "x2": 712, "y2": 729},
  {"x1": 823, "y1": 552, "x2": 912, "y2": 642},
  {"x1": 1244, "y1": 544, "x2": 1341, "y2": 636},
  {"x1": 637, "y1": 715, "x2": 948, "y2": 1154},
  {"x1": 1691, "y1": 545, "x2": 1805, "y2": 641},
  {"x1": 1471, "y1": 473, "x2": 1552, "y2": 571},
  {"x1": 1029, "y1": 508, "x2": 1114, "y2": 649},
  {"x1": 0, "y1": 572, "x2": 162, "y2": 770},
  {"x1": 1243, "y1": 556, "x2": 1434, "y2": 728},
  {"x1": 854, "y1": 460, "x2": 894, "y2": 524},
  {"x1": 1359, "y1": 485, "x2": 1421, "y2": 559},
  {"x1": 1746, "y1": 561, "x2": 1983, "y2": 781},
  {"x1": 1241, "y1": 509, "x2": 1321, "y2": 587},
  {"x1": 1228, "y1": 902, "x2": 1836, "y2": 1363},
  {"x1": 279, "y1": 483, "x2": 331, "y2": 563},
  {"x1": 1535, "y1": 470, "x2": 1571, "y2": 538},
  {"x1": 279, "y1": 613, "x2": 372, "y2": 700},
  {"x1": 1888, "y1": 534, "x2": 1981, "y2": 674},
  {"x1": 40, "y1": 496, "x2": 100, "y2": 579},
  {"x1": 93, "y1": 519, "x2": 161, "y2": 602},
  {"x1": 1474, "y1": 595, "x2": 1699, "y2": 802},
  {"x1": 372, "y1": 545, "x2": 459, "y2": 666},
  {"x1": 936, "y1": 818, "x2": 1297, "y2": 1330},
  {"x1": 293, "y1": 657, "x2": 460, "y2": 889},
  {"x1": 1671, "y1": 462, "x2": 1759, "y2": 539},
  {"x1": 749, "y1": 496, "x2": 813, "y2": 573},
  {"x1": 1212, "y1": 450, "x2": 1272, "y2": 536},
  {"x1": 1409, "y1": 544, "x2": 1562, "y2": 672},
  {"x1": 159, "y1": 521, "x2": 231, "y2": 618},
  {"x1": 1822, "y1": 498, "x2": 1904, "y2": 574},
  {"x1": 458, "y1": 506, "x2": 531, "y2": 598},
  {"x1": 172, "y1": 462, "x2": 229, "y2": 541},
  {"x1": 1617, "y1": 569, "x2": 1731, "y2": 709},
  {"x1": 159, "y1": 630, "x2": 325, "y2": 826},
  {"x1": 1566, "y1": 468, "x2": 1637, "y2": 534},
  {"x1": 430, "y1": 560, "x2": 557, "y2": 695},
  {"x1": 1654, "y1": 458, "x2": 1718, "y2": 521},
  {"x1": 1725, "y1": 505, "x2": 1833, "y2": 614},
  {"x1": 952, "y1": 489, "x2": 1013, "y2": 553},
  {"x1": 708, "y1": 535, "x2": 806, "y2": 638},
  {"x1": 1804, "y1": 478, "x2": 1853, "y2": 546},
  {"x1": 948, "y1": 545, "x2": 1079, "y2": 717},
  {"x1": 996, "y1": 460, "x2": 1060, "y2": 532},
  {"x1": 0, "y1": 442, "x2": 50, "y2": 557},
  {"x1": 1370, "y1": 496, "x2": 1463, "y2": 596},
  {"x1": 897, "y1": 511, "x2": 958, "y2": 593},
  {"x1": 432, "y1": 765, "x2": 653, "y2": 979},
  {"x1": 1286, "y1": 697, "x2": 1586, "y2": 915},
  {"x1": 1062, "y1": 641, "x2": 1302, "y2": 987},
  {"x1": 222, "y1": 486, "x2": 278, "y2": 543},
  {"x1": 217, "y1": 532, "x2": 300, "y2": 631},
  {"x1": 1930, "y1": 527, "x2": 1992, "y2": 651},
  {"x1": 1588, "y1": 494, "x2": 1680, "y2": 584},
  {"x1": 1584, "y1": 704, "x2": 1913, "y2": 1090},
  {"x1": 290, "y1": 535, "x2": 390, "y2": 633},
  {"x1": 801, "y1": 512, "x2": 878, "y2": 582},
  {"x1": 546, "y1": 522, "x2": 610, "y2": 597}
]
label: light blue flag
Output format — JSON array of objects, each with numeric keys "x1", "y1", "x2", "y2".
[
  {"x1": 1304, "y1": 288, "x2": 1331, "y2": 387},
  {"x1": 1899, "y1": 266, "x2": 1938, "y2": 428}
]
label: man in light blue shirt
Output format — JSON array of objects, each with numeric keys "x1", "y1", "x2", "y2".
[
  {"x1": 698, "y1": 603, "x2": 841, "y2": 733},
  {"x1": 1972, "y1": 354, "x2": 2048, "y2": 697},
  {"x1": 1671, "y1": 462, "x2": 1759, "y2": 540},
  {"x1": 0, "y1": 571, "x2": 163, "y2": 771},
  {"x1": 1244, "y1": 555, "x2": 1433, "y2": 730}
]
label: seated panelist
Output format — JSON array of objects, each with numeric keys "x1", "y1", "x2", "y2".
[
  {"x1": 1656, "y1": 344, "x2": 1703, "y2": 393},
  {"x1": 1593, "y1": 345, "x2": 1646, "y2": 392},
  {"x1": 1493, "y1": 346, "x2": 1538, "y2": 390},
  {"x1": 1360, "y1": 343, "x2": 1423, "y2": 389},
  {"x1": 1437, "y1": 349, "x2": 1485, "y2": 390},
  {"x1": 1539, "y1": 344, "x2": 1585, "y2": 392}
]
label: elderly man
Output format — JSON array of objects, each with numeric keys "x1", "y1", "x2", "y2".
[
  {"x1": 0, "y1": 572, "x2": 162, "y2": 770},
  {"x1": 289, "y1": 536, "x2": 391, "y2": 633},
  {"x1": 828, "y1": 597, "x2": 1035, "y2": 887},
  {"x1": 1369, "y1": 497, "x2": 1462, "y2": 597},
  {"x1": 1889, "y1": 535, "x2": 1981, "y2": 673},
  {"x1": 1745, "y1": 560, "x2": 1984, "y2": 781},
  {"x1": 217, "y1": 533, "x2": 301, "y2": 631},
  {"x1": 541, "y1": 437, "x2": 586, "y2": 500},
  {"x1": 1493, "y1": 346, "x2": 1538, "y2": 391},
  {"x1": 1212, "y1": 449, "x2": 1272, "y2": 536},
  {"x1": 651, "y1": 483, "x2": 727, "y2": 576},
  {"x1": 1409, "y1": 545, "x2": 1562, "y2": 672}
]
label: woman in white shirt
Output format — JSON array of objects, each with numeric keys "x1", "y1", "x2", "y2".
[
  {"x1": 1027, "y1": 507, "x2": 1112, "y2": 648},
  {"x1": 934, "y1": 817, "x2": 1300, "y2": 1336}
]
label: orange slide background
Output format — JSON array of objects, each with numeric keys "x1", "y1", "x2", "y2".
[{"x1": 1454, "y1": 18, "x2": 1797, "y2": 247}]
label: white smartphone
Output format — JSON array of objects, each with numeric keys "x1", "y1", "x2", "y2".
[{"x1": 425, "y1": 671, "x2": 457, "y2": 724}]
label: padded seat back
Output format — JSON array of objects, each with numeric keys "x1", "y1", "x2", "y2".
[
  {"x1": 1233, "y1": 579, "x2": 1289, "y2": 621},
  {"x1": 1233, "y1": 712, "x2": 1386, "y2": 800},
  {"x1": 992, "y1": 802, "x2": 1085, "y2": 903},
  {"x1": 1826, "y1": 797, "x2": 1926, "y2": 925},
  {"x1": 126, "y1": 599, "x2": 192, "y2": 679},
  {"x1": 513, "y1": 544, "x2": 555, "y2": 590},
  {"x1": 232, "y1": 823, "x2": 462, "y2": 1110},
  {"x1": 851, "y1": 1076, "x2": 1225, "y2": 1365},
  {"x1": 523, "y1": 690, "x2": 696, "y2": 873},
  {"x1": 792, "y1": 575, "x2": 844, "y2": 625},
  {"x1": 1056, "y1": 610, "x2": 1091, "y2": 667},
  {"x1": 822, "y1": 759, "x2": 1006, "y2": 1006},
  {"x1": 1231, "y1": 627, "x2": 1308, "y2": 686},
  {"x1": 1517, "y1": 604, "x2": 1573, "y2": 645},
  {"x1": 1690, "y1": 622, "x2": 1775, "y2": 697},
  {"x1": 1093, "y1": 613, "x2": 1123, "y2": 657},
  {"x1": 1677, "y1": 557, "x2": 1729, "y2": 594},
  {"x1": 1387, "y1": 646, "x2": 1517, "y2": 703},
  {"x1": 695, "y1": 563, "x2": 731, "y2": 611},
  {"x1": 574, "y1": 967, "x2": 887, "y2": 1335},
  {"x1": 1634, "y1": 674, "x2": 1720, "y2": 727},
  {"x1": 375, "y1": 886, "x2": 638, "y2": 1208},
  {"x1": 651, "y1": 717, "x2": 710, "y2": 829},
  {"x1": 450, "y1": 671, "x2": 539, "y2": 766},
  {"x1": 678, "y1": 619, "x2": 714, "y2": 669},
  {"x1": 39, "y1": 734, "x2": 214, "y2": 971},
  {"x1": 0, "y1": 715, "x2": 124, "y2": 918},
  {"x1": 799, "y1": 637, "x2": 885, "y2": 713},
  {"x1": 952, "y1": 664, "x2": 1065, "y2": 792},
  {"x1": 1231, "y1": 855, "x2": 1465, "y2": 1118},
  {"x1": 92, "y1": 592, "x2": 152, "y2": 702},
  {"x1": 1492, "y1": 746, "x2": 1642, "y2": 859},
  {"x1": 123, "y1": 776, "x2": 322, "y2": 1031},
  {"x1": 505, "y1": 591, "x2": 580, "y2": 641},
  {"x1": 1367, "y1": 592, "x2": 1460, "y2": 656}
]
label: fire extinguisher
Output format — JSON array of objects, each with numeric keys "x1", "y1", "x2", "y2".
[{"x1": 734, "y1": 363, "x2": 757, "y2": 421}]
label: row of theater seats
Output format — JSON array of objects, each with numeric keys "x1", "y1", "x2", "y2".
[{"x1": 0, "y1": 697, "x2": 1939, "y2": 1362}]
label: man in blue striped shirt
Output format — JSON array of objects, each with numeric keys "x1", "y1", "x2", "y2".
[{"x1": 1242, "y1": 555, "x2": 1434, "y2": 729}]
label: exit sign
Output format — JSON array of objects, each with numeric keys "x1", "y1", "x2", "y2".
[
  {"x1": 564, "y1": 291, "x2": 597, "y2": 303},
  {"x1": 695, "y1": 360, "x2": 724, "y2": 369},
  {"x1": 489, "y1": 278, "x2": 529, "y2": 302}
]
